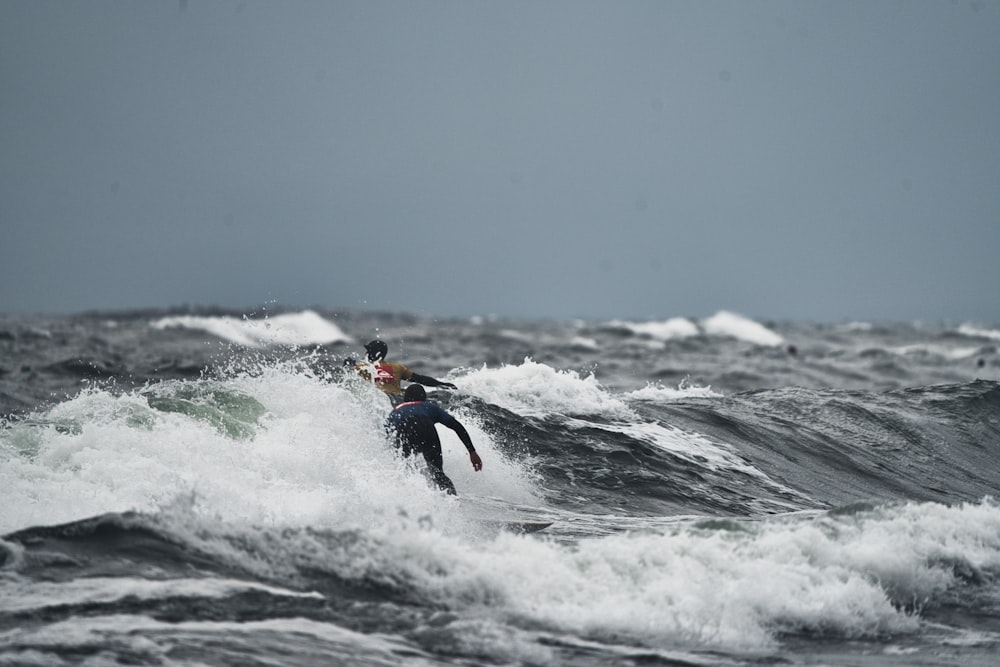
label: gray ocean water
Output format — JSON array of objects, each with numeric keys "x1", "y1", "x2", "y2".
[{"x1": 2, "y1": 308, "x2": 1000, "y2": 666}]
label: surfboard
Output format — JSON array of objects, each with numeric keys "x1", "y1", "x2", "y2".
[{"x1": 483, "y1": 520, "x2": 553, "y2": 534}]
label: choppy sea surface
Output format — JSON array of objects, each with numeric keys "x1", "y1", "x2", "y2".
[{"x1": 2, "y1": 307, "x2": 1000, "y2": 666}]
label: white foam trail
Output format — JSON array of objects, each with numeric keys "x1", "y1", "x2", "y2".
[
  {"x1": 588, "y1": 419, "x2": 756, "y2": 472},
  {"x1": 151, "y1": 309, "x2": 352, "y2": 347},
  {"x1": 0, "y1": 577, "x2": 320, "y2": 614}
]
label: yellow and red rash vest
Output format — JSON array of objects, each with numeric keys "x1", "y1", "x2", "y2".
[{"x1": 355, "y1": 361, "x2": 413, "y2": 396}]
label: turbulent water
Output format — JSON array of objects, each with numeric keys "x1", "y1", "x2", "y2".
[{"x1": 2, "y1": 307, "x2": 1000, "y2": 666}]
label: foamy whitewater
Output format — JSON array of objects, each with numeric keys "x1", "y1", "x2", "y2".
[{"x1": 2, "y1": 308, "x2": 1000, "y2": 666}]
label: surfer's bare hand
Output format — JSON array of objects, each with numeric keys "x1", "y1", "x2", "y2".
[{"x1": 470, "y1": 451, "x2": 483, "y2": 472}]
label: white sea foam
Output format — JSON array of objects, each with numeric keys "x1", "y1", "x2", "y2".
[
  {"x1": 701, "y1": 310, "x2": 784, "y2": 346},
  {"x1": 353, "y1": 499, "x2": 1000, "y2": 652},
  {"x1": 625, "y1": 382, "x2": 722, "y2": 401},
  {"x1": 454, "y1": 358, "x2": 634, "y2": 419},
  {"x1": 5, "y1": 361, "x2": 1000, "y2": 655},
  {"x1": 279, "y1": 499, "x2": 994, "y2": 654},
  {"x1": 150, "y1": 309, "x2": 352, "y2": 347},
  {"x1": 0, "y1": 362, "x2": 537, "y2": 535}
]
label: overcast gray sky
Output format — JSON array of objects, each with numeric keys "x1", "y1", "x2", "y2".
[{"x1": 2, "y1": 0, "x2": 998, "y2": 323}]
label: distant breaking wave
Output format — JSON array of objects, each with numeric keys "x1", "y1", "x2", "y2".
[
  {"x1": 701, "y1": 310, "x2": 785, "y2": 346},
  {"x1": 958, "y1": 323, "x2": 1000, "y2": 342},
  {"x1": 607, "y1": 310, "x2": 784, "y2": 346},
  {"x1": 151, "y1": 309, "x2": 352, "y2": 348},
  {"x1": 151, "y1": 308, "x2": 787, "y2": 350}
]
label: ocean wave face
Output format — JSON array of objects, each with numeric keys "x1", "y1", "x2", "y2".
[{"x1": 2, "y1": 309, "x2": 1000, "y2": 666}]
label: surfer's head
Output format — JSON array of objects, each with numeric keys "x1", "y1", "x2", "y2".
[
  {"x1": 365, "y1": 339, "x2": 388, "y2": 362},
  {"x1": 403, "y1": 384, "x2": 426, "y2": 402}
]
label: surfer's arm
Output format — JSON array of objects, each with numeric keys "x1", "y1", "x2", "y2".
[
  {"x1": 410, "y1": 373, "x2": 457, "y2": 390},
  {"x1": 443, "y1": 418, "x2": 483, "y2": 471}
]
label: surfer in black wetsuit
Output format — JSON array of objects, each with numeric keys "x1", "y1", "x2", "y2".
[{"x1": 384, "y1": 384, "x2": 483, "y2": 495}]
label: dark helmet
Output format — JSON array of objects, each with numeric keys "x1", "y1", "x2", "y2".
[
  {"x1": 403, "y1": 384, "x2": 426, "y2": 402},
  {"x1": 365, "y1": 339, "x2": 388, "y2": 361}
]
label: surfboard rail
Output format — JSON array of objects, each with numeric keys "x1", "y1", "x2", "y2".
[{"x1": 481, "y1": 520, "x2": 552, "y2": 534}]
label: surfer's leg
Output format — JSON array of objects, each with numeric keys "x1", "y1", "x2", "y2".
[
  {"x1": 420, "y1": 448, "x2": 456, "y2": 495},
  {"x1": 425, "y1": 464, "x2": 457, "y2": 495}
]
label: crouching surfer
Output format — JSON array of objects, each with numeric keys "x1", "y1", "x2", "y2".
[
  {"x1": 384, "y1": 384, "x2": 482, "y2": 495},
  {"x1": 346, "y1": 340, "x2": 456, "y2": 404}
]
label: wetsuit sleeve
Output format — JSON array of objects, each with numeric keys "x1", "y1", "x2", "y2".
[{"x1": 410, "y1": 373, "x2": 457, "y2": 389}]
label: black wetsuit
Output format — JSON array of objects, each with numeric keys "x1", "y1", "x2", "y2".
[{"x1": 385, "y1": 400, "x2": 475, "y2": 495}]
